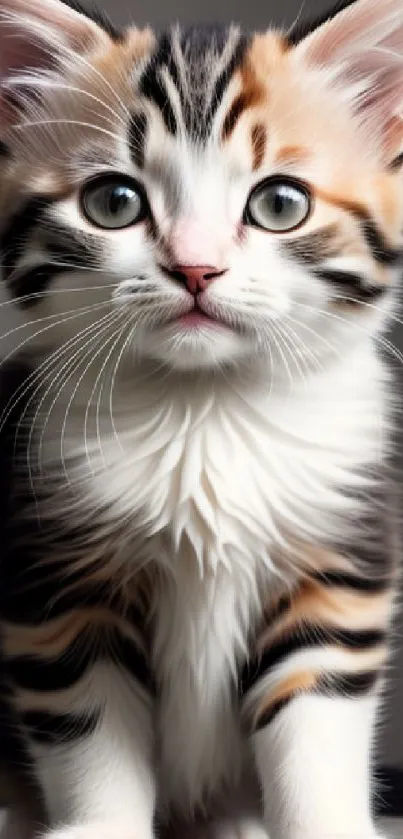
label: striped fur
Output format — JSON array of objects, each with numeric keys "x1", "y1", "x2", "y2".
[{"x1": 0, "y1": 2, "x2": 403, "y2": 839}]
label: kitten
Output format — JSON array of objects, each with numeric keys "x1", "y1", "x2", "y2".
[{"x1": 0, "y1": 1, "x2": 402, "y2": 838}]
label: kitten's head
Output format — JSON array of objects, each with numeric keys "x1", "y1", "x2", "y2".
[{"x1": 1, "y1": 0, "x2": 403, "y2": 375}]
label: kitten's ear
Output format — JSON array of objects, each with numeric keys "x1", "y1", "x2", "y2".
[
  {"x1": 293, "y1": 0, "x2": 403, "y2": 164},
  {"x1": 0, "y1": 0, "x2": 110, "y2": 127}
]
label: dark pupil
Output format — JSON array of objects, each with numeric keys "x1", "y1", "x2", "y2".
[
  {"x1": 108, "y1": 187, "x2": 131, "y2": 214},
  {"x1": 273, "y1": 190, "x2": 290, "y2": 215}
]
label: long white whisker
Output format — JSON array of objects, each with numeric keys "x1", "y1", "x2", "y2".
[
  {"x1": 284, "y1": 311, "x2": 344, "y2": 365},
  {"x1": 0, "y1": 283, "x2": 120, "y2": 313},
  {"x1": 58, "y1": 313, "x2": 126, "y2": 485},
  {"x1": 280, "y1": 316, "x2": 324, "y2": 375},
  {"x1": 86, "y1": 314, "x2": 133, "y2": 474},
  {"x1": 0, "y1": 299, "x2": 113, "y2": 372},
  {"x1": 14, "y1": 119, "x2": 121, "y2": 142},
  {"x1": 7, "y1": 77, "x2": 127, "y2": 128},
  {"x1": 108, "y1": 320, "x2": 137, "y2": 451},
  {"x1": 57, "y1": 42, "x2": 132, "y2": 119},
  {"x1": 36, "y1": 312, "x2": 121, "y2": 478},
  {"x1": 269, "y1": 321, "x2": 294, "y2": 397},
  {"x1": 0, "y1": 305, "x2": 114, "y2": 436},
  {"x1": 273, "y1": 320, "x2": 311, "y2": 384},
  {"x1": 295, "y1": 299, "x2": 403, "y2": 368},
  {"x1": 22, "y1": 313, "x2": 119, "y2": 507}
]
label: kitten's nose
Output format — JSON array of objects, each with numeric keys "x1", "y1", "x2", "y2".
[{"x1": 166, "y1": 265, "x2": 228, "y2": 295}]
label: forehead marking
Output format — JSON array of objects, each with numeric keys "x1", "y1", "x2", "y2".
[
  {"x1": 129, "y1": 112, "x2": 148, "y2": 170},
  {"x1": 138, "y1": 25, "x2": 249, "y2": 141},
  {"x1": 251, "y1": 124, "x2": 267, "y2": 171}
]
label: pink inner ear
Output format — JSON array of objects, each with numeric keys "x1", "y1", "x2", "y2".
[
  {"x1": 0, "y1": 35, "x2": 53, "y2": 78},
  {"x1": 0, "y1": 34, "x2": 55, "y2": 127},
  {"x1": 300, "y1": 0, "x2": 403, "y2": 66}
]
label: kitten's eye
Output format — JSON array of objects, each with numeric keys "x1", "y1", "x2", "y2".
[
  {"x1": 245, "y1": 177, "x2": 311, "y2": 233},
  {"x1": 81, "y1": 174, "x2": 146, "y2": 230}
]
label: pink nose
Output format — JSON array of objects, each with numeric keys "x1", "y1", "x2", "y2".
[{"x1": 167, "y1": 265, "x2": 228, "y2": 295}]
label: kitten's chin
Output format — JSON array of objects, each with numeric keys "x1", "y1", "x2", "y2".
[{"x1": 137, "y1": 322, "x2": 255, "y2": 371}]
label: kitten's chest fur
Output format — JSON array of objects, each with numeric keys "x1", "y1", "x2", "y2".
[
  {"x1": 32, "y1": 354, "x2": 384, "y2": 808},
  {"x1": 39, "y1": 356, "x2": 382, "y2": 575}
]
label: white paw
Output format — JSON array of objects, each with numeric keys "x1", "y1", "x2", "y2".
[
  {"x1": 42, "y1": 824, "x2": 146, "y2": 839},
  {"x1": 206, "y1": 817, "x2": 270, "y2": 839},
  {"x1": 284, "y1": 831, "x2": 388, "y2": 839}
]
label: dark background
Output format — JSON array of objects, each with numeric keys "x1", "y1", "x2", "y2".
[
  {"x1": 84, "y1": 0, "x2": 321, "y2": 30},
  {"x1": 74, "y1": 0, "x2": 403, "y2": 775}
]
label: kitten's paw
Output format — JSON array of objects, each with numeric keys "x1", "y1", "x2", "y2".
[
  {"x1": 206, "y1": 817, "x2": 270, "y2": 839},
  {"x1": 42, "y1": 823, "x2": 148, "y2": 839}
]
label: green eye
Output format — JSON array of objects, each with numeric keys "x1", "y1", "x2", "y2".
[
  {"x1": 245, "y1": 177, "x2": 311, "y2": 233},
  {"x1": 81, "y1": 174, "x2": 146, "y2": 230}
]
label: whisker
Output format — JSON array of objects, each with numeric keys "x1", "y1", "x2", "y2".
[
  {"x1": 269, "y1": 322, "x2": 294, "y2": 397},
  {"x1": 58, "y1": 313, "x2": 127, "y2": 485},
  {"x1": 93, "y1": 316, "x2": 137, "y2": 468},
  {"x1": 7, "y1": 77, "x2": 127, "y2": 128},
  {"x1": 0, "y1": 282, "x2": 120, "y2": 311},
  {"x1": 295, "y1": 299, "x2": 403, "y2": 368},
  {"x1": 57, "y1": 41, "x2": 132, "y2": 120},
  {"x1": 0, "y1": 301, "x2": 113, "y2": 432},
  {"x1": 284, "y1": 311, "x2": 344, "y2": 365},
  {"x1": 22, "y1": 313, "x2": 120, "y2": 507},
  {"x1": 35, "y1": 311, "x2": 121, "y2": 478},
  {"x1": 13, "y1": 119, "x2": 121, "y2": 142},
  {"x1": 108, "y1": 321, "x2": 137, "y2": 451},
  {"x1": 0, "y1": 299, "x2": 113, "y2": 360},
  {"x1": 273, "y1": 320, "x2": 312, "y2": 384}
]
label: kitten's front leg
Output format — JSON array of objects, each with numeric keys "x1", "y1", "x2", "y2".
[
  {"x1": 241, "y1": 560, "x2": 392, "y2": 839},
  {"x1": 4, "y1": 611, "x2": 156, "y2": 839}
]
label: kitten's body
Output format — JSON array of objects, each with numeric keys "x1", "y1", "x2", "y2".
[{"x1": 0, "y1": 1, "x2": 402, "y2": 838}]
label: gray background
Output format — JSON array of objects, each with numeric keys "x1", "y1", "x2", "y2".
[{"x1": 88, "y1": 0, "x2": 319, "y2": 30}]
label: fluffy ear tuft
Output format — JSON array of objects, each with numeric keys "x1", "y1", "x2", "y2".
[
  {"x1": 0, "y1": 0, "x2": 110, "y2": 129},
  {"x1": 294, "y1": 0, "x2": 403, "y2": 163}
]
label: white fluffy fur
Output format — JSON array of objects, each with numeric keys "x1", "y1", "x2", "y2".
[
  {"x1": 23, "y1": 332, "x2": 387, "y2": 839},
  {"x1": 1, "y1": 1, "x2": 402, "y2": 838}
]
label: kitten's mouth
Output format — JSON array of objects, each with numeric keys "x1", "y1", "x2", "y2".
[{"x1": 171, "y1": 302, "x2": 223, "y2": 328}]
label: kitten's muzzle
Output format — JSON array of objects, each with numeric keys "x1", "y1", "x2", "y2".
[{"x1": 160, "y1": 264, "x2": 228, "y2": 294}]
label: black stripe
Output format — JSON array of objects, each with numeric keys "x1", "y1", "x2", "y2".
[
  {"x1": 310, "y1": 570, "x2": 390, "y2": 593},
  {"x1": 204, "y1": 34, "x2": 248, "y2": 132},
  {"x1": 9, "y1": 264, "x2": 71, "y2": 306},
  {"x1": 388, "y1": 152, "x2": 403, "y2": 172},
  {"x1": 264, "y1": 594, "x2": 292, "y2": 626},
  {"x1": 241, "y1": 625, "x2": 385, "y2": 694},
  {"x1": 255, "y1": 695, "x2": 292, "y2": 730},
  {"x1": 22, "y1": 710, "x2": 98, "y2": 743},
  {"x1": 139, "y1": 27, "x2": 248, "y2": 140},
  {"x1": 317, "y1": 669, "x2": 379, "y2": 696},
  {"x1": 129, "y1": 112, "x2": 148, "y2": 169},
  {"x1": 5, "y1": 628, "x2": 151, "y2": 693},
  {"x1": 109, "y1": 630, "x2": 153, "y2": 690},
  {"x1": 359, "y1": 218, "x2": 401, "y2": 266},
  {"x1": 139, "y1": 33, "x2": 178, "y2": 136},
  {"x1": 315, "y1": 269, "x2": 386, "y2": 302},
  {"x1": 222, "y1": 94, "x2": 247, "y2": 139},
  {"x1": 0, "y1": 141, "x2": 10, "y2": 157},
  {"x1": 282, "y1": 228, "x2": 341, "y2": 265},
  {"x1": 1, "y1": 197, "x2": 53, "y2": 281},
  {"x1": 46, "y1": 222, "x2": 100, "y2": 268},
  {"x1": 5, "y1": 634, "x2": 96, "y2": 692},
  {"x1": 254, "y1": 669, "x2": 379, "y2": 731}
]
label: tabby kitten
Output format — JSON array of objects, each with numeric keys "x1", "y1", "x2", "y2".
[{"x1": 0, "y1": 0, "x2": 402, "y2": 838}]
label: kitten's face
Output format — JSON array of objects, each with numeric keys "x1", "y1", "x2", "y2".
[{"x1": 1, "y1": 0, "x2": 403, "y2": 375}]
